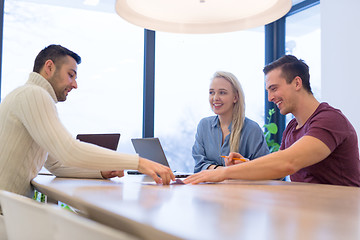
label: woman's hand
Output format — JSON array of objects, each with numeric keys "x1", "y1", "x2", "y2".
[{"x1": 224, "y1": 152, "x2": 249, "y2": 166}]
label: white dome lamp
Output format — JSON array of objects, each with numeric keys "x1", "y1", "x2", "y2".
[{"x1": 115, "y1": 0, "x2": 292, "y2": 34}]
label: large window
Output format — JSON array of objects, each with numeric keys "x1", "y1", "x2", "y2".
[
  {"x1": 2, "y1": 0, "x2": 143, "y2": 153},
  {"x1": 155, "y1": 30, "x2": 265, "y2": 172},
  {"x1": 284, "y1": 4, "x2": 320, "y2": 125},
  {"x1": 286, "y1": 4, "x2": 321, "y2": 99}
]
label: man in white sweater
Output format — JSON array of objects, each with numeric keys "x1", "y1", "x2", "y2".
[{"x1": 0, "y1": 44, "x2": 175, "y2": 199}]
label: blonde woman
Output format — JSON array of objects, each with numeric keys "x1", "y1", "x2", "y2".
[{"x1": 193, "y1": 71, "x2": 269, "y2": 173}]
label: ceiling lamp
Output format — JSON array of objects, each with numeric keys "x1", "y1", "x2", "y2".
[{"x1": 115, "y1": 0, "x2": 292, "y2": 34}]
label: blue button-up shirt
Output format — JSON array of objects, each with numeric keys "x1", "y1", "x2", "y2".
[{"x1": 192, "y1": 116, "x2": 270, "y2": 173}]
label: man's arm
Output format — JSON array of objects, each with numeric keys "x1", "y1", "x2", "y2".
[
  {"x1": 226, "y1": 135, "x2": 331, "y2": 179},
  {"x1": 45, "y1": 154, "x2": 103, "y2": 179},
  {"x1": 184, "y1": 136, "x2": 331, "y2": 184},
  {"x1": 15, "y1": 86, "x2": 140, "y2": 171}
]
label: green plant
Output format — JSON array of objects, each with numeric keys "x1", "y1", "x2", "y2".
[
  {"x1": 33, "y1": 189, "x2": 46, "y2": 202},
  {"x1": 33, "y1": 190, "x2": 74, "y2": 212},
  {"x1": 263, "y1": 108, "x2": 280, "y2": 153}
]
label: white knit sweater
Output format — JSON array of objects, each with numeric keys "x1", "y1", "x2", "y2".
[{"x1": 0, "y1": 72, "x2": 139, "y2": 197}]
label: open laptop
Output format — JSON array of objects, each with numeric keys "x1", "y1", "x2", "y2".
[
  {"x1": 76, "y1": 133, "x2": 121, "y2": 151},
  {"x1": 129, "y1": 137, "x2": 193, "y2": 178}
]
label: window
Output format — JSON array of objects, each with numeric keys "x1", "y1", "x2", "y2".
[
  {"x1": 286, "y1": 5, "x2": 321, "y2": 99},
  {"x1": 283, "y1": 4, "x2": 321, "y2": 125},
  {"x1": 2, "y1": 0, "x2": 143, "y2": 153}
]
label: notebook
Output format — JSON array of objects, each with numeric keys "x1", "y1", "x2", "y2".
[
  {"x1": 129, "y1": 137, "x2": 193, "y2": 178},
  {"x1": 76, "y1": 133, "x2": 121, "y2": 151}
]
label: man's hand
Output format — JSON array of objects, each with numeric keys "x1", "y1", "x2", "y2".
[
  {"x1": 138, "y1": 157, "x2": 175, "y2": 185},
  {"x1": 224, "y1": 152, "x2": 248, "y2": 166},
  {"x1": 101, "y1": 170, "x2": 124, "y2": 179},
  {"x1": 183, "y1": 168, "x2": 227, "y2": 184}
]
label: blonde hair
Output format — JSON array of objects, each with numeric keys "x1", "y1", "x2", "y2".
[{"x1": 212, "y1": 71, "x2": 245, "y2": 152}]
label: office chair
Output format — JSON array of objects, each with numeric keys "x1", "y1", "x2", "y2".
[
  {"x1": 0, "y1": 190, "x2": 54, "y2": 240},
  {"x1": 48, "y1": 204, "x2": 139, "y2": 240},
  {"x1": 0, "y1": 190, "x2": 139, "y2": 240},
  {"x1": 0, "y1": 214, "x2": 7, "y2": 240}
]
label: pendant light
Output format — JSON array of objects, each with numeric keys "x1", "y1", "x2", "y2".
[{"x1": 115, "y1": 0, "x2": 292, "y2": 34}]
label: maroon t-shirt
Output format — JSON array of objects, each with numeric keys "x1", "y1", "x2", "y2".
[{"x1": 280, "y1": 103, "x2": 360, "y2": 186}]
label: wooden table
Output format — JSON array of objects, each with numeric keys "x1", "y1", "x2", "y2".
[{"x1": 31, "y1": 175, "x2": 360, "y2": 240}]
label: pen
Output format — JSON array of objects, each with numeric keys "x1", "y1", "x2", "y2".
[{"x1": 221, "y1": 156, "x2": 247, "y2": 162}]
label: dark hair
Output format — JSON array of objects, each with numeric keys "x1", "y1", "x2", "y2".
[
  {"x1": 263, "y1": 55, "x2": 312, "y2": 94},
  {"x1": 33, "y1": 44, "x2": 81, "y2": 73}
]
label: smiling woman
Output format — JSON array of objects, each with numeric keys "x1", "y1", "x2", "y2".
[
  {"x1": 154, "y1": 29, "x2": 266, "y2": 173},
  {"x1": 192, "y1": 71, "x2": 270, "y2": 173}
]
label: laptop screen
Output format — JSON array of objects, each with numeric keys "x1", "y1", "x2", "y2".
[
  {"x1": 130, "y1": 137, "x2": 193, "y2": 177},
  {"x1": 131, "y1": 138, "x2": 170, "y2": 167},
  {"x1": 76, "y1": 133, "x2": 120, "y2": 151}
]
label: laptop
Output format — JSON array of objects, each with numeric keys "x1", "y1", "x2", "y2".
[
  {"x1": 129, "y1": 137, "x2": 193, "y2": 178},
  {"x1": 76, "y1": 133, "x2": 121, "y2": 151}
]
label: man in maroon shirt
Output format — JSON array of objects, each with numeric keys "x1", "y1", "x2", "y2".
[{"x1": 184, "y1": 55, "x2": 360, "y2": 187}]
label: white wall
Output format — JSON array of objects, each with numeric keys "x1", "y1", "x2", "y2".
[{"x1": 321, "y1": 1, "x2": 360, "y2": 140}]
